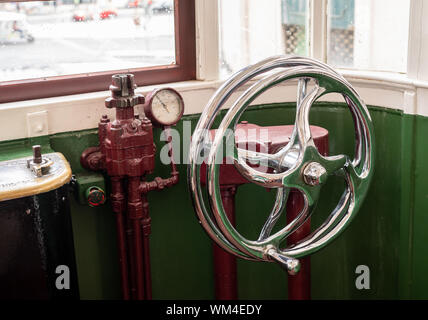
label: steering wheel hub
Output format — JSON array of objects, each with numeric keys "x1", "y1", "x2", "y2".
[{"x1": 303, "y1": 162, "x2": 327, "y2": 186}]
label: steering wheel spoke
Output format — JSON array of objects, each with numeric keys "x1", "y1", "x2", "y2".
[
  {"x1": 258, "y1": 187, "x2": 289, "y2": 241},
  {"x1": 321, "y1": 154, "x2": 348, "y2": 173},
  {"x1": 270, "y1": 187, "x2": 319, "y2": 246},
  {"x1": 237, "y1": 148, "x2": 282, "y2": 171},
  {"x1": 223, "y1": 132, "x2": 285, "y2": 187},
  {"x1": 285, "y1": 78, "x2": 325, "y2": 150}
]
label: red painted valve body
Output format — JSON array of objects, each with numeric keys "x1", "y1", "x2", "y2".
[
  {"x1": 201, "y1": 122, "x2": 328, "y2": 300},
  {"x1": 98, "y1": 111, "x2": 155, "y2": 177},
  {"x1": 81, "y1": 74, "x2": 179, "y2": 301}
]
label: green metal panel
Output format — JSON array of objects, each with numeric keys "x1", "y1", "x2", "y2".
[
  {"x1": 225, "y1": 103, "x2": 401, "y2": 299},
  {"x1": 1, "y1": 102, "x2": 427, "y2": 299},
  {"x1": 398, "y1": 113, "x2": 416, "y2": 299},
  {"x1": 0, "y1": 135, "x2": 51, "y2": 162},
  {"x1": 408, "y1": 114, "x2": 428, "y2": 299},
  {"x1": 50, "y1": 129, "x2": 121, "y2": 299}
]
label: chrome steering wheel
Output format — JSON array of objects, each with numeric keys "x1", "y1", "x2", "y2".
[{"x1": 188, "y1": 56, "x2": 374, "y2": 274}]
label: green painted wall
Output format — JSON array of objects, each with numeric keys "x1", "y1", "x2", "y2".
[{"x1": 1, "y1": 102, "x2": 427, "y2": 299}]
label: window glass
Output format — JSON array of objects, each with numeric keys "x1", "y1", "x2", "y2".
[
  {"x1": 219, "y1": 0, "x2": 308, "y2": 78},
  {"x1": 327, "y1": 0, "x2": 410, "y2": 72},
  {"x1": 0, "y1": 0, "x2": 175, "y2": 82}
]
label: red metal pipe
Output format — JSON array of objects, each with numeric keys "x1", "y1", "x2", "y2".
[
  {"x1": 213, "y1": 186, "x2": 238, "y2": 300},
  {"x1": 141, "y1": 194, "x2": 153, "y2": 300},
  {"x1": 126, "y1": 212, "x2": 137, "y2": 299},
  {"x1": 135, "y1": 128, "x2": 180, "y2": 300},
  {"x1": 132, "y1": 219, "x2": 145, "y2": 300},
  {"x1": 115, "y1": 212, "x2": 130, "y2": 299},
  {"x1": 128, "y1": 177, "x2": 145, "y2": 300},
  {"x1": 142, "y1": 237, "x2": 152, "y2": 299},
  {"x1": 110, "y1": 177, "x2": 131, "y2": 300},
  {"x1": 286, "y1": 191, "x2": 311, "y2": 300},
  {"x1": 116, "y1": 107, "x2": 134, "y2": 120},
  {"x1": 286, "y1": 130, "x2": 328, "y2": 300}
]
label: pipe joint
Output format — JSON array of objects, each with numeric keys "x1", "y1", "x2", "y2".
[
  {"x1": 139, "y1": 171, "x2": 179, "y2": 194},
  {"x1": 141, "y1": 217, "x2": 152, "y2": 236},
  {"x1": 80, "y1": 147, "x2": 105, "y2": 171},
  {"x1": 112, "y1": 199, "x2": 126, "y2": 213},
  {"x1": 128, "y1": 201, "x2": 144, "y2": 219}
]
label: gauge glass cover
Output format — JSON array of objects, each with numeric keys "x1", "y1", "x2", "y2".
[{"x1": 151, "y1": 89, "x2": 183, "y2": 125}]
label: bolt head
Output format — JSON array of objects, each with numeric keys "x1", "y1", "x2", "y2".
[
  {"x1": 303, "y1": 162, "x2": 327, "y2": 186},
  {"x1": 100, "y1": 115, "x2": 110, "y2": 123},
  {"x1": 32, "y1": 145, "x2": 42, "y2": 164}
]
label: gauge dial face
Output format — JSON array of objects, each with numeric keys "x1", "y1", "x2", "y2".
[{"x1": 149, "y1": 88, "x2": 184, "y2": 125}]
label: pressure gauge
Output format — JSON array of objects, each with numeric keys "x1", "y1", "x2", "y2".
[{"x1": 144, "y1": 88, "x2": 184, "y2": 126}]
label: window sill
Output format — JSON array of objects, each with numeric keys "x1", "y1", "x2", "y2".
[
  {"x1": 339, "y1": 69, "x2": 428, "y2": 90},
  {"x1": 1, "y1": 70, "x2": 427, "y2": 142}
]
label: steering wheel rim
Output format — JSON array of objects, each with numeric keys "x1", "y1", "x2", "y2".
[{"x1": 188, "y1": 56, "x2": 374, "y2": 274}]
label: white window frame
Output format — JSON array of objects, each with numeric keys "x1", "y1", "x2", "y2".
[{"x1": 1, "y1": 0, "x2": 428, "y2": 142}]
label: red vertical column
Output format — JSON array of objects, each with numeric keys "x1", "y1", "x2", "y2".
[
  {"x1": 286, "y1": 191, "x2": 311, "y2": 300},
  {"x1": 128, "y1": 177, "x2": 145, "y2": 300},
  {"x1": 110, "y1": 177, "x2": 131, "y2": 300},
  {"x1": 286, "y1": 131, "x2": 328, "y2": 300},
  {"x1": 141, "y1": 193, "x2": 153, "y2": 300},
  {"x1": 213, "y1": 186, "x2": 238, "y2": 300}
]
